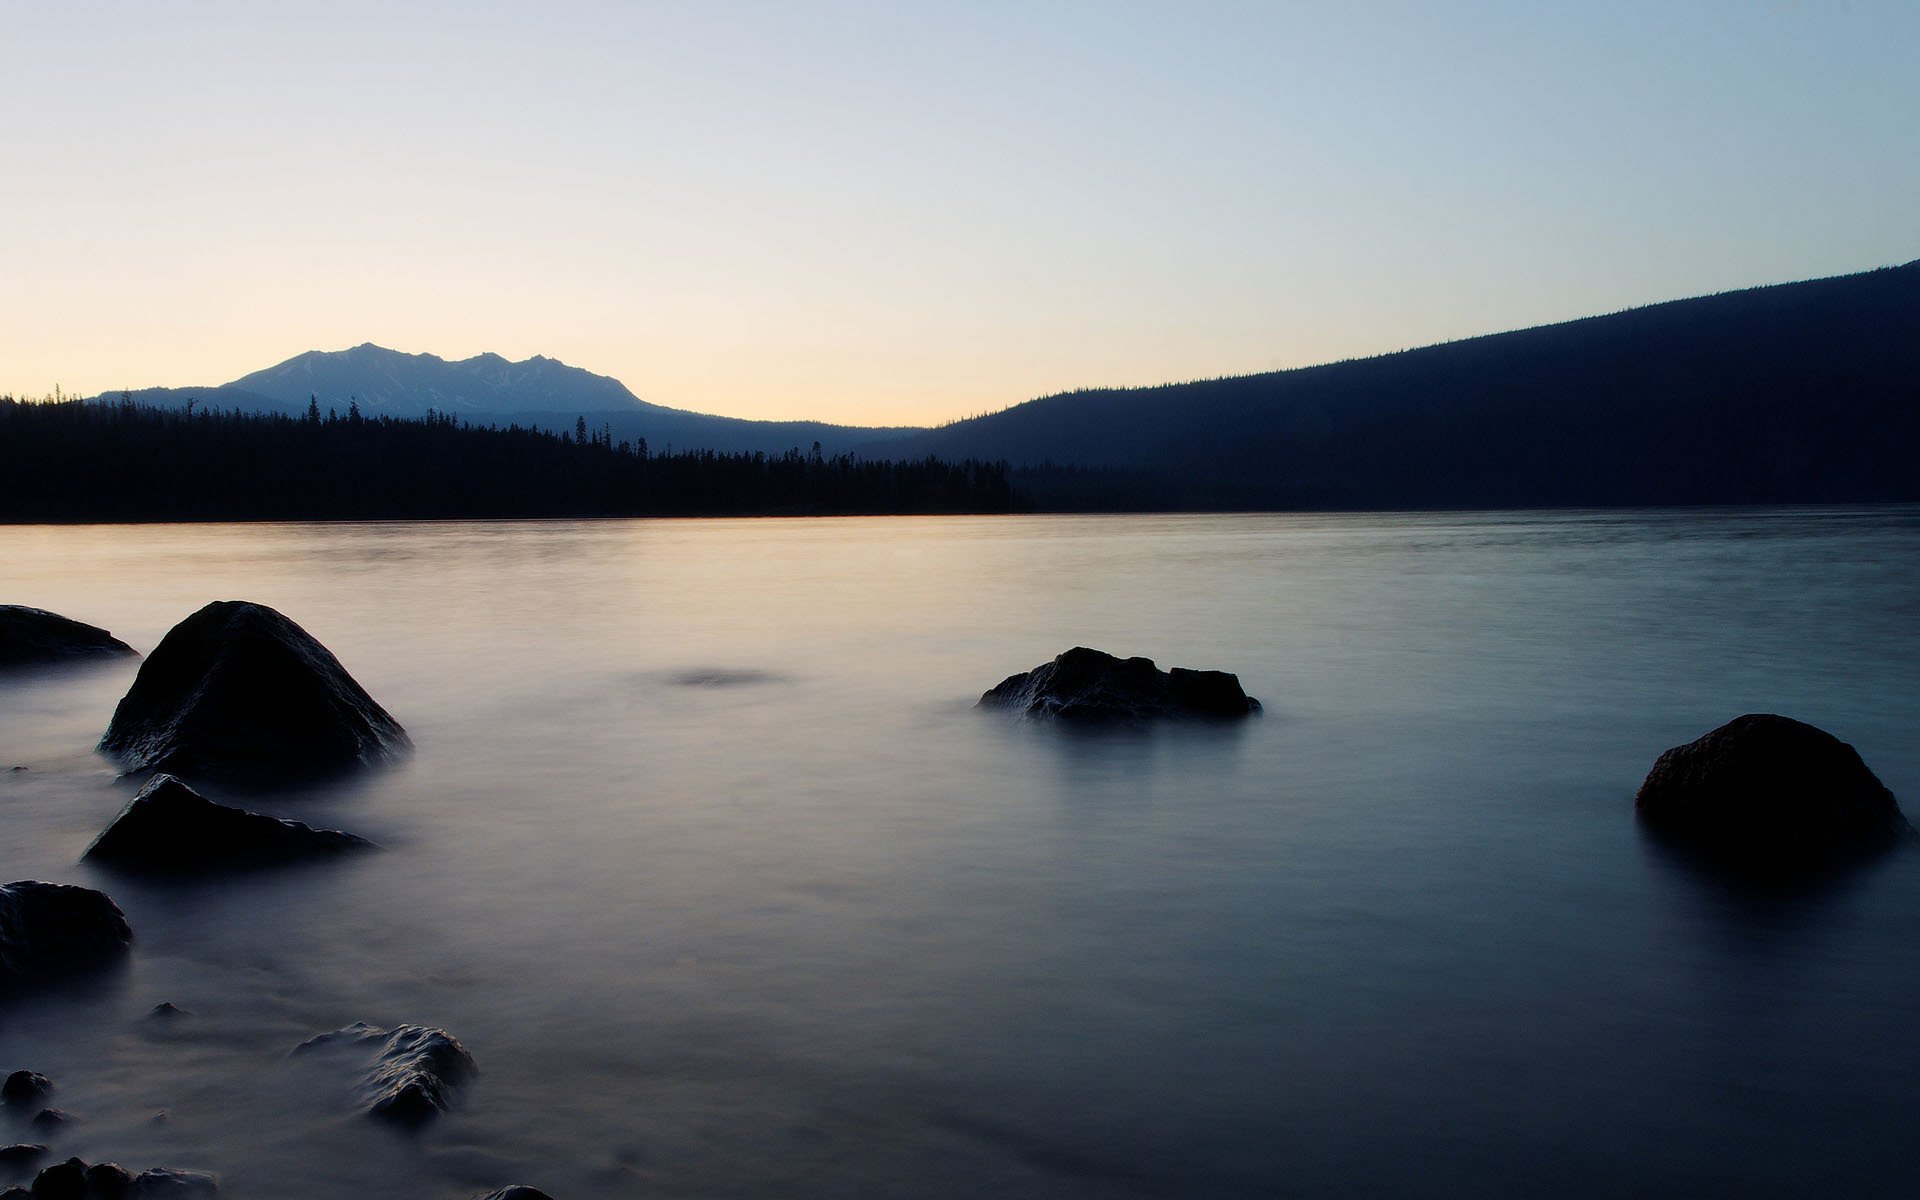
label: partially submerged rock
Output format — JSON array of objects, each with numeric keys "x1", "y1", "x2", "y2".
[
  {"x1": 0, "y1": 882, "x2": 132, "y2": 991},
  {"x1": 29, "y1": 1159, "x2": 86, "y2": 1200},
  {"x1": 1, "y1": 1072, "x2": 51, "y2": 1105},
  {"x1": 82, "y1": 775, "x2": 373, "y2": 875},
  {"x1": 19, "y1": 1159, "x2": 213, "y2": 1200},
  {"x1": 0, "y1": 607, "x2": 136, "y2": 670},
  {"x1": 98, "y1": 601, "x2": 409, "y2": 781},
  {"x1": 474, "y1": 1190, "x2": 555, "y2": 1200},
  {"x1": 979, "y1": 647, "x2": 1261, "y2": 722},
  {"x1": 1635, "y1": 713, "x2": 1912, "y2": 874},
  {"x1": 294, "y1": 1023, "x2": 476, "y2": 1123}
]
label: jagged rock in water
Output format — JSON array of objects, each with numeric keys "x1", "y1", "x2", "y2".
[
  {"x1": 1635, "y1": 713, "x2": 1913, "y2": 874},
  {"x1": 979, "y1": 646, "x2": 1261, "y2": 722},
  {"x1": 294, "y1": 1023, "x2": 476, "y2": 1123},
  {"x1": 126, "y1": 1168, "x2": 218, "y2": 1197},
  {"x1": 25, "y1": 1112, "x2": 64, "y2": 1133},
  {"x1": 0, "y1": 607, "x2": 136, "y2": 669},
  {"x1": 474, "y1": 1190, "x2": 555, "y2": 1200},
  {"x1": 82, "y1": 775, "x2": 374, "y2": 874},
  {"x1": 0, "y1": 1145, "x2": 45, "y2": 1167},
  {"x1": 97, "y1": 601, "x2": 409, "y2": 781},
  {"x1": 0, "y1": 883, "x2": 132, "y2": 991},
  {"x1": 1, "y1": 1072, "x2": 51, "y2": 1104}
]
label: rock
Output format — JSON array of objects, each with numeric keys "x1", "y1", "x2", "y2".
[
  {"x1": 1635, "y1": 713, "x2": 1913, "y2": 873},
  {"x1": 127, "y1": 1168, "x2": 218, "y2": 1197},
  {"x1": 475, "y1": 1189, "x2": 555, "y2": 1200},
  {"x1": 1, "y1": 1073, "x2": 50, "y2": 1105},
  {"x1": 97, "y1": 601, "x2": 409, "y2": 781},
  {"x1": 0, "y1": 1146, "x2": 46, "y2": 1167},
  {"x1": 28, "y1": 1159, "x2": 86, "y2": 1200},
  {"x1": 82, "y1": 1164, "x2": 132, "y2": 1200},
  {"x1": 24, "y1": 1113, "x2": 64, "y2": 1133},
  {"x1": 978, "y1": 647, "x2": 1261, "y2": 722},
  {"x1": 0, "y1": 882, "x2": 133, "y2": 991},
  {"x1": 0, "y1": 607, "x2": 136, "y2": 669},
  {"x1": 147, "y1": 1003, "x2": 186, "y2": 1020},
  {"x1": 294, "y1": 1023, "x2": 476, "y2": 1123},
  {"x1": 0, "y1": 1187, "x2": 27, "y2": 1200},
  {"x1": 82, "y1": 775, "x2": 374, "y2": 874}
]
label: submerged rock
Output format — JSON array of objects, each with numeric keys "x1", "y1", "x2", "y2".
[
  {"x1": 0, "y1": 607, "x2": 136, "y2": 670},
  {"x1": 82, "y1": 775, "x2": 374, "y2": 874},
  {"x1": 97, "y1": 601, "x2": 409, "y2": 782},
  {"x1": 0, "y1": 1146, "x2": 45, "y2": 1167},
  {"x1": 1635, "y1": 713, "x2": 1912, "y2": 874},
  {"x1": 1, "y1": 1073, "x2": 51, "y2": 1105},
  {"x1": 295, "y1": 1023, "x2": 476, "y2": 1123},
  {"x1": 474, "y1": 1190, "x2": 555, "y2": 1200},
  {"x1": 0, "y1": 883, "x2": 132, "y2": 991},
  {"x1": 126, "y1": 1168, "x2": 218, "y2": 1197},
  {"x1": 979, "y1": 647, "x2": 1261, "y2": 722}
]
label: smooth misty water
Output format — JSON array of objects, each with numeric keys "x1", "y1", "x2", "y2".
[{"x1": 3, "y1": 510, "x2": 1919, "y2": 1199}]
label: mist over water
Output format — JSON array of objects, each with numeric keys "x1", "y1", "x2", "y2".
[{"x1": 3, "y1": 511, "x2": 1919, "y2": 1198}]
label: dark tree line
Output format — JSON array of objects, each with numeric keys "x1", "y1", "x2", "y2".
[{"x1": 0, "y1": 396, "x2": 1017, "y2": 522}]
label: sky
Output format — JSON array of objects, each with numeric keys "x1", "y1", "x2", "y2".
[{"x1": 4, "y1": 1, "x2": 1916, "y2": 427}]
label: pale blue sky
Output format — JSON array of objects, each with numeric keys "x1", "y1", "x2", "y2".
[{"x1": 5, "y1": 1, "x2": 1915, "y2": 424}]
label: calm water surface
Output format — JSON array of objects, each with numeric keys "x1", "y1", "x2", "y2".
[{"x1": 2, "y1": 510, "x2": 1918, "y2": 1198}]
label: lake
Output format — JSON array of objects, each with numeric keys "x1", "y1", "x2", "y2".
[{"x1": 3, "y1": 510, "x2": 1919, "y2": 1198}]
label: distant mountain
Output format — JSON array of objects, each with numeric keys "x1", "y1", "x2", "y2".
[
  {"x1": 231, "y1": 344, "x2": 645, "y2": 416},
  {"x1": 96, "y1": 345, "x2": 923, "y2": 457},
  {"x1": 865, "y1": 260, "x2": 1920, "y2": 509}
]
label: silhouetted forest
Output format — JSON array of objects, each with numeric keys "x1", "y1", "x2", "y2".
[
  {"x1": 876, "y1": 261, "x2": 1920, "y2": 510},
  {"x1": 0, "y1": 397, "x2": 1015, "y2": 521}
]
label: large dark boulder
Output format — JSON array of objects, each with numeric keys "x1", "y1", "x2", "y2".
[
  {"x1": 97, "y1": 601, "x2": 409, "y2": 781},
  {"x1": 82, "y1": 775, "x2": 374, "y2": 875},
  {"x1": 979, "y1": 647, "x2": 1261, "y2": 722},
  {"x1": 474, "y1": 1190, "x2": 555, "y2": 1200},
  {"x1": 294, "y1": 1023, "x2": 476, "y2": 1123},
  {"x1": 0, "y1": 607, "x2": 136, "y2": 669},
  {"x1": 1635, "y1": 713, "x2": 1913, "y2": 873},
  {"x1": 0, "y1": 882, "x2": 132, "y2": 991}
]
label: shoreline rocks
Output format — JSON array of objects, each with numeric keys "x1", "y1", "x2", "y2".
[
  {"x1": 1635, "y1": 713, "x2": 1912, "y2": 874},
  {"x1": 82, "y1": 775, "x2": 374, "y2": 875},
  {"x1": 0, "y1": 607, "x2": 137, "y2": 670},
  {"x1": 97, "y1": 601, "x2": 409, "y2": 782},
  {"x1": 0, "y1": 883, "x2": 133, "y2": 991},
  {"x1": 979, "y1": 647, "x2": 1261, "y2": 722}
]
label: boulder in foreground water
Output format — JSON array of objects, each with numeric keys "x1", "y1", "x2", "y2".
[
  {"x1": 295, "y1": 1022, "x2": 476, "y2": 1124},
  {"x1": 1635, "y1": 713, "x2": 1912, "y2": 873},
  {"x1": 474, "y1": 1189, "x2": 555, "y2": 1200},
  {"x1": 979, "y1": 647, "x2": 1261, "y2": 722},
  {"x1": 83, "y1": 775, "x2": 374, "y2": 875},
  {"x1": 0, "y1": 882, "x2": 132, "y2": 991},
  {"x1": 0, "y1": 606, "x2": 136, "y2": 669},
  {"x1": 97, "y1": 601, "x2": 409, "y2": 781}
]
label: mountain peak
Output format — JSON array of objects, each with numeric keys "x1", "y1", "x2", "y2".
[{"x1": 227, "y1": 345, "x2": 654, "y2": 416}]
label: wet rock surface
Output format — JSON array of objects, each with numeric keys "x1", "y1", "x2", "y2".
[
  {"x1": 0, "y1": 608, "x2": 136, "y2": 670},
  {"x1": 473, "y1": 1189, "x2": 555, "y2": 1200},
  {"x1": 82, "y1": 775, "x2": 374, "y2": 875},
  {"x1": 1636, "y1": 713, "x2": 1913, "y2": 874},
  {"x1": 19, "y1": 1159, "x2": 213, "y2": 1200},
  {"x1": 295, "y1": 1023, "x2": 476, "y2": 1123},
  {"x1": 97, "y1": 601, "x2": 409, "y2": 782},
  {"x1": 0, "y1": 883, "x2": 133, "y2": 991},
  {"x1": 979, "y1": 646, "x2": 1261, "y2": 722},
  {"x1": 1, "y1": 1074, "x2": 50, "y2": 1106}
]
